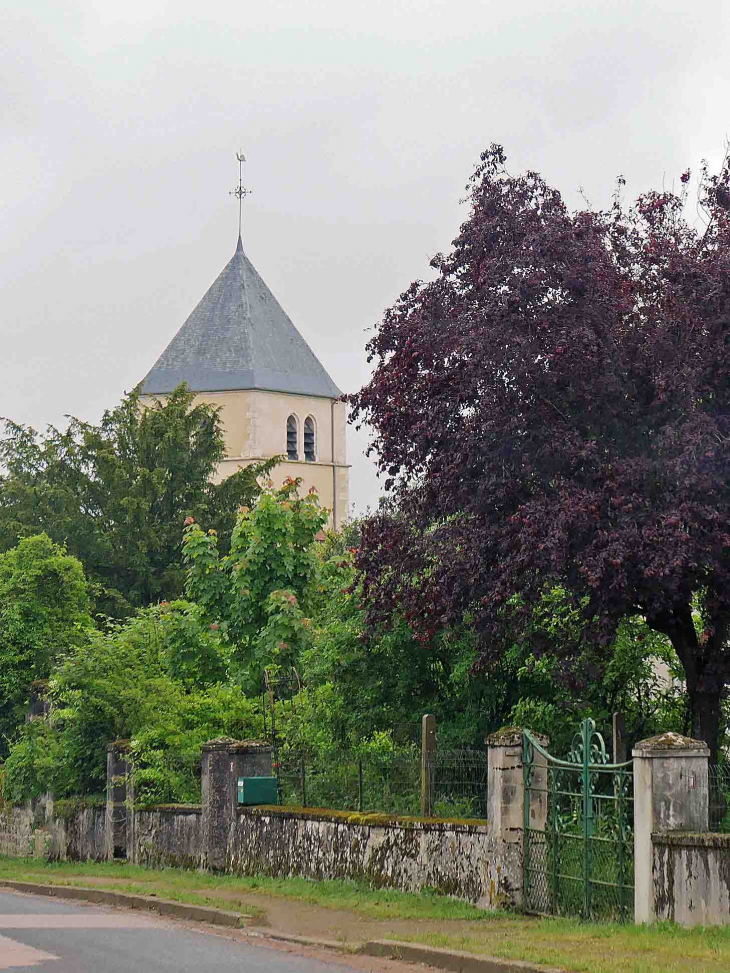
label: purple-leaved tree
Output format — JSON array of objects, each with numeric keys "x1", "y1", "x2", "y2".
[{"x1": 350, "y1": 145, "x2": 730, "y2": 758}]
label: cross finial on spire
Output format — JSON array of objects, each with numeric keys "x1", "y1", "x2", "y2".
[{"x1": 230, "y1": 151, "x2": 252, "y2": 239}]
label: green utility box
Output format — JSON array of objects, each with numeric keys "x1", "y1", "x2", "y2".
[{"x1": 237, "y1": 776, "x2": 278, "y2": 806}]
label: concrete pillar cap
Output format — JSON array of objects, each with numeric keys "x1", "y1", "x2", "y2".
[
  {"x1": 486, "y1": 727, "x2": 549, "y2": 748},
  {"x1": 228, "y1": 740, "x2": 273, "y2": 754},
  {"x1": 201, "y1": 737, "x2": 271, "y2": 753},
  {"x1": 106, "y1": 739, "x2": 132, "y2": 752},
  {"x1": 633, "y1": 732, "x2": 710, "y2": 757}
]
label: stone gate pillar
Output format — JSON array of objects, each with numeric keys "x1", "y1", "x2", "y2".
[
  {"x1": 633, "y1": 732, "x2": 710, "y2": 924},
  {"x1": 106, "y1": 741, "x2": 132, "y2": 860},
  {"x1": 486, "y1": 728, "x2": 548, "y2": 908},
  {"x1": 201, "y1": 738, "x2": 273, "y2": 871},
  {"x1": 26, "y1": 681, "x2": 51, "y2": 722},
  {"x1": 230, "y1": 740, "x2": 274, "y2": 779}
]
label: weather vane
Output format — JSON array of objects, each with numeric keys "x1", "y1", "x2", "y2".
[{"x1": 230, "y1": 151, "x2": 252, "y2": 238}]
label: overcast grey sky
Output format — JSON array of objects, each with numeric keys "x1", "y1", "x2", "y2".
[{"x1": 2, "y1": 0, "x2": 729, "y2": 514}]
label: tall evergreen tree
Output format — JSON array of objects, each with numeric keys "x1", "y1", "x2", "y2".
[{"x1": 0, "y1": 384, "x2": 275, "y2": 615}]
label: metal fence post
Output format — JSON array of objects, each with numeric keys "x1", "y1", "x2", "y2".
[
  {"x1": 421, "y1": 714, "x2": 437, "y2": 816},
  {"x1": 581, "y1": 718, "x2": 593, "y2": 918}
]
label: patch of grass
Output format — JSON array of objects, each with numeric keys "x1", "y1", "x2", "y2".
[
  {"x1": 5, "y1": 857, "x2": 730, "y2": 971},
  {"x1": 0, "y1": 858, "x2": 267, "y2": 921},
  {"x1": 0, "y1": 857, "x2": 496, "y2": 921},
  {"x1": 403, "y1": 919, "x2": 730, "y2": 973}
]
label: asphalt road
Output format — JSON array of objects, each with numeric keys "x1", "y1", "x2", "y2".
[{"x1": 0, "y1": 890, "x2": 359, "y2": 973}]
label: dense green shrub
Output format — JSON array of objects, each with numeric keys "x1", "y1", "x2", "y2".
[
  {"x1": 1, "y1": 501, "x2": 691, "y2": 808},
  {"x1": 2, "y1": 601, "x2": 262, "y2": 802},
  {"x1": 0, "y1": 534, "x2": 93, "y2": 757},
  {"x1": 183, "y1": 477, "x2": 327, "y2": 692}
]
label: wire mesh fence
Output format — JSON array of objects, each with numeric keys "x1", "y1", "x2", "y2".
[
  {"x1": 132, "y1": 749, "x2": 203, "y2": 806},
  {"x1": 392, "y1": 723, "x2": 421, "y2": 747},
  {"x1": 275, "y1": 749, "x2": 421, "y2": 815},
  {"x1": 709, "y1": 763, "x2": 730, "y2": 832},
  {"x1": 274, "y1": 747, "x2": 488, "y2": 819},
  {"x1": 427, "y1": 749, "x2": 489, "y2": 819}
]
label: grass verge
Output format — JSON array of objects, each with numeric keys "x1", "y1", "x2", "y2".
[
  {"x1": 398, "y1": 922, "x2": 730, "y2": 973},
  {"x1": 0, "y1": 856, "x2": 492, "y2": 921},
  {"x1": 3, "y1": 857, "x2": 730, "y2": 971}
]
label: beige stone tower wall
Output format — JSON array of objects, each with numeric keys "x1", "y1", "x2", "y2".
[{"x1": 148, "y1": 389, "x2": 350, "y2": 530}]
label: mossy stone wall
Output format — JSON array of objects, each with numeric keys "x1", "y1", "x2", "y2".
[
  {"x1": 0, "y1": 798, "x2": 105, "y2": 861},
  {"x1": 227, "y1": 805, "x2": 519, "y2": 909},
  {"x1": 654, "y1": 832, "x2": 730, "y2": 926},
  {"x1": 0, "y1": 799, "x2": 519, "y2": 909},
  {"x1": 131, "y1": 806, "x2": 203, "y2": 870}
]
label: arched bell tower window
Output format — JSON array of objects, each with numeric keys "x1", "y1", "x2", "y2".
[
  {"x1": 286, "y1": 415, "x2": 298, "y2": 461},
  {"x1": 304, "y1": 417, "x2": 316, "y2": 462}
]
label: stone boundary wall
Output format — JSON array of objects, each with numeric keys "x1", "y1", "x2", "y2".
[
  {"x1": 7, "y1": 729, "x2": 730, "y2": 924},
  {"x1": 227, "y1": 806, "x2": 518, "y2": 908},
  {"x1": 131, "y1": 805, "x2": 203, "y2": 869},
  {"x1": 0, "y1": 799, "x2": 515, "y2": 908},
  {"x1": 653, "y1": 832, "x2": 730, "y2": 926},
  {"x1": 0, "y1": 803, "x2": 36, "y2": 857},
  {"x1": 0, "y1": 734, "x2": 527, "y2": 911},
  {"x1": 0, "y1": 799, "x2": 106, "y2": 862},
  {"x1": 50, "y1": 803, "x2": 106, "y2": 861}
]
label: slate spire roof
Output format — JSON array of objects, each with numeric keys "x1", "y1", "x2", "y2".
[{"x1": 141, "y1": 236, "x2": 341, "y2": 398}]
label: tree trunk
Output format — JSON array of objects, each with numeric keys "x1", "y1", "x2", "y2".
[
  {"x1": 671, "y1": 646, "x2": 723, "y2": 764},
  {"x1": 691, "y1": 689, "x2": 722, "y2": 765},
  {"x1": 649, "y1": 605, "x2": 723, "y2": 764}
]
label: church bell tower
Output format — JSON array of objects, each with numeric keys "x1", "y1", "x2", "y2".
[{"x1": 140, "y1": 156, "x2": 349, "y2": 527}]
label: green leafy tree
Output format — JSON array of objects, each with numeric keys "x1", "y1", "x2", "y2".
[
  {"x1": 300, "y1": 530, "x2": 685, "y2": 754},
  {"x1": 183, "y1": 477, "x2": 328, "y2": 691},
  {"x1": 505, "y1": 588, "x2": 685, "y2": 752},
  {"x1": 2, "y1": 601, "x2": 261, "y2": 803},
  {"x1": 298, "y1": 529, "x2": 516, "y2": 749},
  {"x1": 0, "y1": 384, "x2": 276, "y2": 616},
  {"x1": 0, "y1": 534, "x2": 93, "y2": 756},
  {"x1": 350, "y1": 146, "x2": 730, "y2": 757}
]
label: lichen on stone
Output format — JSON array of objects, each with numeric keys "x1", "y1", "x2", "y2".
[
  {"x1": 486, "y1": 726, "x2": 549, "y2": 747},
  {"x1": 236, "y1": 804, "x2": 486, "y2": 830},
  {"x1": 54, "y1": 798, "x2": 104, "y2": 820},
  {"x1": 635, "y1": 732, "x2": 709, "y2": 751},
  {"x1": 143, "y1": 803, "x2": 202, "y2": 813}
]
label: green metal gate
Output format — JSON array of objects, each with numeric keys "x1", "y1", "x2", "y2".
[{"x1": 523, "y1": 719, "x2": 634, "y2": 921}]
